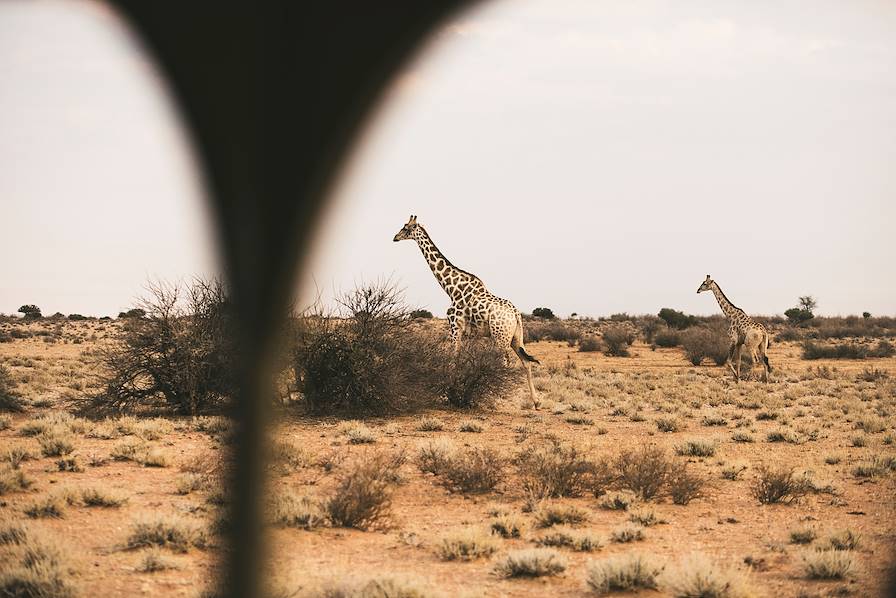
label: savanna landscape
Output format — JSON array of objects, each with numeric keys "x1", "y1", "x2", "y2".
[{"x1": 2, "y1": 286, "x2": 895, "y2": 598}]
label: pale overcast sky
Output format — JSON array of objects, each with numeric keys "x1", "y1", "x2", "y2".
[{"x1": 1, "y1": 1, "x2": 894, "y2": 318}]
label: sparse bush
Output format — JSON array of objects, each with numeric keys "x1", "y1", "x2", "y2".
[
  {"x1": 731, "y1": 431, "x2": 754, "y2": 443},
  {"x1": 803, "y1": 549, "x2": 855, "y2": 579},
  {"x1": 88, "y1": 279, "x2": 235, "y2": 415},
  {"x1": 326, "y1": 452, "x2": 399, "y2": 529},
  {"x1": 586, "y1": 554, "x2": 662, "y2": 595},
  {"x1": 441, "y1": 338, "x2": 521, "y2": 408},
  {"x1": 720, "y1": 462, "x2": 748, "y2": 480},
  {"x1": 438, "y1": 447, "x2": 504, "y2": 494},
  {"x1": 656, "y1": 417, "x2": 681, "y2": 433},
  {"x1": 532, "y1": 307, "x2": 556, "y2": 320},
  {"x1": 494, "y1": 548, "x2": 567, "y2": 578},
  {"x1": 578, "y1": 336, "x2": 602, "y2": 352},
  {"x1": 127, "y1": 514, "x2": 207, "y2": 552},
  {"x1": 81, "y1": 487, "x2": 128, "y2": 507},
  {"x1": 341, "y1": 421, "x2": 377, "y2": 444},
  {"x1": 681, "y1": 326, "x2": 728, "y2": 366},
  {"x1": 611, "y1": 523, "x2": 645, "y2": 543},
  {"x1": 525, "y1": 320, "x2": 581, "y2": 344},
  {"x1": 0, "y1": 365, "x2": 26, "y2": 413},
  {"x1": 415, "y1": 416, "x2": 444, "y2": 432},
  {"x1": 408, "y1": 309, "x2": 433, "y2": 320},
  {"x1": 0, "y1": 465, "x2": 33, "y2": 495},
  {"x1": 751, "y1": 465, "x2": 809, "y2": 504},
  {"x1": 667, "y1": 462, "x2": 708, "y2": 505},
  {"x1": 271, "y1": 492, "x2": 327, "y2": 529},
  {"x1": 674, "y1": 439, "x2": 716, "y2": 458},
  {"x1": 615, "y1": 446, "x2": 670, "y2": 500},
  {"x1": 24, "y1": 495, "x2": 66, "y2": 519},
  {"x1": 137, "y1": 548, "x2": 179, "y2": 573},
  {"x1": 417, "y1": 439, "x2": 457, "y2": 475},
  {"x1": 490, "y1": 514, "x2": 525, "y2": 539},
  {"x1": 654, "y1": 328, "x2": 681, "y2": 348},
  {"x1": 458, "y1": 419, "x2": 482, "y2": 433},
  {"x1": 535, "y1": 527, "x2": 602, "y2": 552},
  {"x1": 599, "y1": 490, "x2": 637, "y2": 511},
  {"x1": 37, "y1": 429, "x2": 75, "y2": 458},
  {"x1": 663, "y1": 554, "x2": 753, "y2": 598},
  {"x1": 802, "y1": 340, "x2": 895, "y2": 360},
  {"x1": 436, "y1": 528, "x2": 499, "y2": 561},
  {"x1": 602, "y1": 325, "x2": 635, "y2": 357},
  {"x1": 823, "y1": 529, "x2": 860, "y2": 551},
  {"x1": 629, "y1": 508, "x2": 665, "y2": 527},
  {"x1": 790, "y1": 527, "x2": 817, "y2": 545},
  {"x1": 535, "y1": 504, "x2": 589, "y2": 528},
  {"x1": 515, "y1": 441, "x2": 594, "y2": 499}
]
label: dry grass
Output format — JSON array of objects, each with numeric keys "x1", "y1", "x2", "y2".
[
  {"x1": 325, "y1": 452, "x2": 398, "y2": 529},
  {"x1": 80, "y1": 486, "x2": 128, "y2": 508},
  {"x1": 24, "y1": 495, "x2": 66, "y2": 519},
  {"x1": 416, "y1": 438, "x2": 457, "y2": 475},
  {"x1": 662, "y1": 554, "x2": 753, "y2": 598},
  {"x1": 751, "y1": 465, "x2": 810, "y2": 504},
  {"x1": 803, "y1": 549, "x2": 856, "y2": 579},
  {"x1": 674, "y1": 439, "x2": 717, "y2": 457},
  {"x1": 137, "y1": 547, "x2": 180, "y2": 573},
  {"x1": 535, "y1": 503, "x2": 589, "y2": 528},
  {"x1": 437, "y1": 447, "x2": 504, "y2": 494},
  {"x1": 126, "y1": 514, "x2": 207, "y2": 553},
  {"x1": 37, "y1": 428, "x2": 75, "y2": 458},
  {"x1": 535, "y1": 527, "x2": 603, "y2": 552},
  {"x1": 0, "y1": 529, "x2": 76, "y2": 598},
  {"x1": 615, "y1": 446, "x2": 670, "y2": 499},
  {"x1": 610, "y1": 523, "x2": 646, "y2": 543},
  {"x1": 490, "y1": 513, "x2": 526, "y2": 539},
  {"x1": 667, "y1": 462, "x2": 709, "y2": 505},
  {"x1": 586, "y1": 553, "x2": 663, "y2": 595},
  {"x1": 0, "y1": 464, "x2": 33, "y2": 495},
  {"x1": 493, "y1": 548, "x2": 567, "y2": 578},
  {"x1": 436, "y1": 528, "x2": 499, "y2": 561},
  {"x1": 271, "y1": 492, "x2": 327, "y2": 529},
  {"x1": 515, "y1": 440, "x2": 594, "y2": 499}
]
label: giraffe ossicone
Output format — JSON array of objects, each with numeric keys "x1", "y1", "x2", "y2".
[
  {"x1": 394, "y1": 215, "x2": 539, "y2": 403},
  {"x1": 697, "y1": 274, "x2": 772, "y2": 383}
]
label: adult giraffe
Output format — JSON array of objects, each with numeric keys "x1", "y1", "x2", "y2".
[
  {"x1": 697, "y1": 274, "x2": 772, "y2": 382},
  {"x1": 393, "y1": 215, "x2": 539, "y2": 402}
]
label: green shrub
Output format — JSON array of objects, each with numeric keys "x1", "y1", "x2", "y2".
[{"x1": 658, "y1": 308, "x2": 697, "y2": 330}]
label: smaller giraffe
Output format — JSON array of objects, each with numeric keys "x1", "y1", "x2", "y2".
[{"x1": 697, "y1": 275, "x2": 771, "y2": 382}]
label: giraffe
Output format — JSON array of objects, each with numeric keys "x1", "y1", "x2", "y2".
[
  {"x1": 393, "y1": 215, "x2": 539, "y2": 402},
  {"x1": 697, "y1": 275, "x2": 772, "y2": 383}
]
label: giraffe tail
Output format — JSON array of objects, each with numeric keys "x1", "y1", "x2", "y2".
[{"x1": 517, "y1": 346, "x2": 540, "y2": 364}]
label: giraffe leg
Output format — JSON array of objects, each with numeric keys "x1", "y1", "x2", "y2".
[
  {"x1": 509, "y1": 323, "x2": 537, "y2": 407},
  {"x1": 733, "y1": 344, "x2": 743, "y2": 382},
  {"x1": 448, "y1": 313, "x2": 465, "y2": 353},
  {"x1": 726, "y1": 342, "x2": 737, "y2": 377}
]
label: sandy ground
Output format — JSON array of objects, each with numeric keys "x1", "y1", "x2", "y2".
[{"x1": 1, "y1": 321, "x2": 895, "y2": 597}]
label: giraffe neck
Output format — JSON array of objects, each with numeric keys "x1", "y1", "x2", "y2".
[
  {"x1": 710, "y1": 282, "x2": 743, "y2": 322},
  {"x1": 412, "y1": 226, "x2": 481, "y2": 300}
]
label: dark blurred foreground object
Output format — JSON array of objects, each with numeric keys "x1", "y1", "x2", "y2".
[{"x1": 110, "y1": 2, "x2": 470, "y2": 596}]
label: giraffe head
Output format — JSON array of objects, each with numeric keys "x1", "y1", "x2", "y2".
[
  {"x1": 697, "y1": 274, "x2": 714, "y2": 294},
  {"x1": 393, "y1": 215, "x2": 419, "y2": 242}
]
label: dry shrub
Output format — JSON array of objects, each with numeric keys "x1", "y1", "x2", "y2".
[
  {"x1": 789, "y1": 527, "x2": 817, "y2": 545},
  {"x1": 436, "y1": 528, "x2": 499, "y2": 560},
  {"x1": 0, "y1": 365, "x2": 26, "y2": 413},
  {"x1": 0, "y1": 465, "x2": 33, "y2": 495},
  {"x1": 681, "y1": 326, "x2": 729, "y2": 366},
  {"x1": 87, "y1": 279, "x2": 235, "y2": 415},
  {"x1": 667, "y1": 462, "x2": 709, "y2": 505},
  {"x1": 458, "y1": 419, "x2": 483, "y2": 433},
  {"x1": 654, "y1": 328, "x2": 681, "y2": 348},
  {"x1": 438, "y1": 447, "x2": 504, "y2": 494},
  {"x1": 823, "y1": 529, "x2": 860, "y2": 551},
  {"x1": 490, "y1": 514, "x2": 526, "y2": 539},
  {"x1": 416, "y1": 439, "x2": 457, "y2": 475},
  {"x1": 24, "y1": 495, "x2": 66, "y2": 519},
  {"x1": 674, "y1": 439, "x2": 716, "y2": 457},
  {"x1": 615, "y1": 446, "x2": 671, "y2": 500},
  {"x1": 803, "y1": 549, "x2": 855, "y2": 579},
  {"x1": 578, "y1": 336, "x2": 602, "y2": 352},
  {"x1": 515, "y1": 440, "x2": 594, "y2": 499},
  {"x1": 137, "y1": 548, "x2": 180, "y2": 573},
  {"x1": 535, "y1": 504, "x2": 589, "y2": 528},
  {"x1": 493, "y1": 548, "x2": 567, "y2": 578},
  {"x1": 599, "y1": 490, "x2": 637, "y2": 511},
  {"x1": 81, "y1": 487, "x2": 127, "y2": 508},
  {"x1": 535, "y1": 527, "x2": 602, "y2": 552},
  {"x1": 126, "y1": 514, "x2": 207, "y2": 552},
  {"x1": 300, "y1": 576, "x2": 432, "y2": 598},
  {"x1": 441, "y1": 338, "x2": 521, "y2": 408},
  {"x1": 586, "y1": 554, "x2": 663, "y2": 595},
  {"x1": 325, "y1": 452, "x2": 400, "y2": 529},
  {"x1": 525, "y1": 321, "x2": 581, "y2": 344},
  {"x1": 662, "y1": 554, "x2": 753, "y2": 598},
  {"x1": 751, "y1": 465, "x2": 810, "y2": 504},
  {"x1": 610, "y1": 523, "x2": 645, "y2": 543},
  {"x1": 37, "y1": 428, "x2": 75, "y2": 458},
  {"x1": 0, "y1": 530, "x2": 76, "y2": 598},
  {"x1": 656, "y1": 417, "x2": 681, "y2": 433},
  {"x1": 602, "y1": 324, "x2": 635, "y2": 357},
  {"x1": 271, "y1": 492, "x2": 327, "y2": 529}
]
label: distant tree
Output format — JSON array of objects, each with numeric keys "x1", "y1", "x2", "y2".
[
  {"x1": 49, "y1": 312, "x2": 65, "y2": 320},
  {"x1": 863, "y1": 312, "x2": 871, "y2": 319},
  {"x1": 18, "y1": 305, "x2": 41, "y2": 320},
  {"x1": 532, "y1": 307, "x2": 556, "y2": 320},
  {"x1": 658, "y1": 307, "x2": 696, "y2": 330},
  {"x1": 68, "y1": 314, "x2": 88, "y2": 321},
  {"x1": 570, "y1": 312, "x2": 578, "y2": 319},
  {"x1": 798, "y1": 296, "x2": 817, "y2": 313},
  {"x1": 118, "y1": 308, "x2": 147, "y2": 319},
  {"x1": 409, "y1": 309, "x2": 433, "y2": 319},
  {"x1": 786, "y1": 295, "x2": 816, "y2": 326}
]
